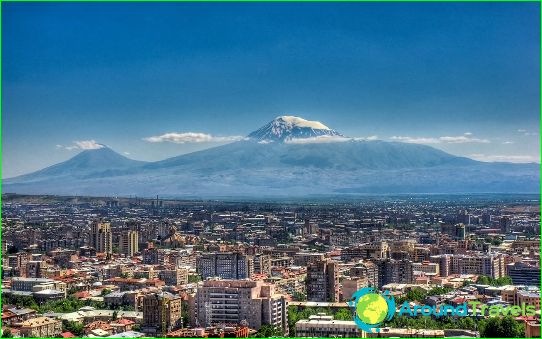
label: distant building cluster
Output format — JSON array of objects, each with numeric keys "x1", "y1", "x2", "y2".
[{"x1": 1, "y1": 195, "x2": 540, "y2": 338}]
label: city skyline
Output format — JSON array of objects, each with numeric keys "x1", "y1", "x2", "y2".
[{"x1": 3, "y1": 2, "x2": 540, "y2": 178}]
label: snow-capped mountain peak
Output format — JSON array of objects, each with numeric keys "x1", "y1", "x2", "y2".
[{"x1": 248, "y1": 115, "x2": 343, "y2": 142}]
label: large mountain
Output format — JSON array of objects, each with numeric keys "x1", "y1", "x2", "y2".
[{"x1": 4, "y1": 116, "x2": 539, "y2": 197}]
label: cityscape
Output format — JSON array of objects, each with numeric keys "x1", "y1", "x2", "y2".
[
  {"x1": 1, "y1": 194, "x2": 540, "y2": 337},
  {"x1": 2, "y1": 2, "x2": 540, "y2": 338}
]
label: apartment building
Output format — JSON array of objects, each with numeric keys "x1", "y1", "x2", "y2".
[
  {"x1": 295, "y1": 314, "x2": 364, "y2": 338},
  {"x1": 195, "y1": 280, "x2": 288, "y2": 334},
  {"x1": 306, "y1": 259, "x2": 339, "y2": 302},
  {"x1": 196, "y1": 252, "x2": 254, "y2": 280}
]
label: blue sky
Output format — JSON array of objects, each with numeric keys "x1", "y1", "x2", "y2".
[{"x1": 3, "y1": 2, "x2": 540, "y2": 178}]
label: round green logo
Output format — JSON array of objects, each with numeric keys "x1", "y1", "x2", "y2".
[
  {"x1": 356, "y1": 293, "x2": 389, "y2": 324},
  {"x1": 348, "y1": 287, "x2": 396, "y2": 333}
]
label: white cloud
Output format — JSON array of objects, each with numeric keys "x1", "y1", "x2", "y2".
[
  {"x1": 517, "y1": 129, "x2": 527, "y2": 133},
  {"x1": 390, "y1": 136, "x2": 440, "y2": 144},
  {"x1": 144, "y1": 132, "x2": 245, "y2": 144},
  {"x1": 123, "y1": 152, "x2": 131, "y2": 155},
  {"x1": 354, "y1": 135, "x2": 379, "y2": 141},
  {"x1": 439, "y1": 135, "x2": 489, "y2": 144},
  {"x1": 469, "y1": 154, "x2": 540, "y2": 163},
  {"x1": 390, "y1": 133, "x2": 489, "y2": 144},
  {"x1": 56, "y1": 140, "x2": 105, "y2": 151},
  {"x1": 502, "y1": 141, "x2": 514, "y2": 145},
  {"x1": 285, "y1": 135, "x2": 379, "y2": 144},
  {"x1": 285, "y1": 135, "x2": 352, "y2": 144}
]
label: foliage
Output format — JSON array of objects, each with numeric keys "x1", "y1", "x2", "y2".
[
  {"x1": 3, "y1": 294, "x2": 104, "y2": 314},
  {"x1": 385, "y1": 314, "x2": 477, "y2": 331},
  {"x1": 251, "y1": 324, "x2": 284, "y2": 338},
  {"x1": 181, "y1": 300, "x2": 191, "y2": 327},
  {"x1": 478, "y1": 316, "x2": 525, "y2": 338},
  {"x1": 291, "y1": 292, "x2": 306, "y2": 301},
  {"x1": 188, "y1": 274, "x2": 202, "y2": 283},
  {"x1": 287, "y1": 305, "x2": 352, "y2": 336},
  {"x1": 462, "y1": 280, "x2": 473, "y2": 287},
  {"x1": 1, "y1": 329, "x2": 13, "y2": 338},
  {"x1": 476, "y1": 275, "x2": 513, "y2": 286},
  {"x1": 333, "y1": 308, "x2": 353, "y2": 321},
  {"x1": 62, "y1": 320, "x2": 84, "y2": 336},
  {"x1": 101, "y1": 288, "x2": 112, "y2": 296}
]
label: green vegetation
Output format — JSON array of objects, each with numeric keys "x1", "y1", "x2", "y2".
[
  {"x1": 384, "y1": 313, "x2": 525, "y2": 337},
  {"x1": 101, "y1": 288, "x2": 112, "y2": 296},
  {"x1": 476, "y1": 275, "x2": 513, "y2": 286},
  {"x1": 252, "y1": 324, "x2": 284, "y2": 338},
  {"x1": 3, "y1": 294, "x2": 105, "y2": 314},
  {"x1": 287, "y1": 305, "x2": 352, "y2": 336},
  {"x1": 62, "y1": 320, "x2": 84, "y2": 336},
  {"x1": 479, "y1": 315, "x2": 525, "y2": 338},
  {"x1": 1, "y1": 329, "x2": 13, "y2": 338},
  {"x1": 385, "y1": 314, "x2": 477, "y2": 331},
  {"x1": 187, "y1": 274, "x2": 202, "y2": 283},
  {"x1": 291, "y1": 292, "x2": 306, "y2": 301},
  {"x1": 181, "y1": 300, "x2": 191, "y2": 327}
]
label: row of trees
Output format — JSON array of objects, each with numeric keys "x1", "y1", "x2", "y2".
[
  {"x1": 476, "y1": 275, "x2": 513, "y2": 286},
  {"x1": 2, "y1": 294, "x2": 105, "y2": 314},
  {"x1": 386, "y1": 314, "x2": 525, "y2": 338}
]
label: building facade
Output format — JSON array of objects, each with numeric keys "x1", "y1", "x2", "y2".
[{"x1": 306, "y1": 259, "x2": 339, "y2": 302}]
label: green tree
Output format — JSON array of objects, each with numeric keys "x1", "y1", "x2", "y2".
[
  {"x1": 334, "y1": 308, "x2": 353, "y2": 321},
  {"x1": 479, "y1": 316, "x2": 525, "y2": 338},
  {"x1": 101, "y1": 288, "x2": 112, "y2": 296},
  {"x1": 405, "y1": 288, "x2": 427, "y2": 302},
  {"x1": 188, "y1": 274, "x2": 202, "y2": 283},
  {"x1": 252, "y1": 324, "x2": 283, "y2": 338},
  {"x1": 181, "y1": 300, "x2": 191, "y2": 327},
  {"x1": 494, "y1": 276, "x2": 513, "y2": 286},
  {"x1": 1, "y1": 329, "x2": 13, "y2": 338},
  {"x1": 62, "y1": 320, "x2": 84, "y2": 336},
  {"x1": 292, "y1": 292, "x2": 306, "y2": 301}
]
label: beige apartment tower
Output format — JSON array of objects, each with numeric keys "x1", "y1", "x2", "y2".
[
  {"x1": 90, "y1": 222, "x2": 113, "y2": 254},
  {"x1": 119, "y1": 230, "x2": 139, "y2": 257}
]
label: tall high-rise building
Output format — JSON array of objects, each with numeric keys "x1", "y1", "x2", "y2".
[
  {"x1": 500, "y1": 216, "x2": 512, "y2": 234},
  {"x1": 90, "y1": 222, "x2": 112, "y2": 254},
  {"x1": 306, "y1": 259, "x2": 339, "y2": 302},
  {"x1": 142, "y1": 292, "x2": 182, "y2": 336},
  {"x1": 377, "y1": 259, "x2": 414, "y2": 285},
  {"x1": 195, "y1": 280, "x2": 288, "y2": 334},
  {"x1": 197, "y1": 252, "x2": 254, "y2": 280},
  {"x1": 119, "y1": 230, "x2": 139, "y2": 257}
]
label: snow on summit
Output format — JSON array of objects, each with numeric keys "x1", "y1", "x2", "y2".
[
  {"x1": 276, "y1": 116, "x2": 331, "y2": 130},
  {"x1": 248, "y1": 115, "x2": 343, "y2": 142}
]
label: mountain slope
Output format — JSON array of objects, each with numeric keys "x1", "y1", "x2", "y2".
[
  {"x1": 5, "y1": 146, "x2": 146, "y2": 183},
  {"x1": 3, "y1": 116, "x2": 539, "y2": 197}
]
